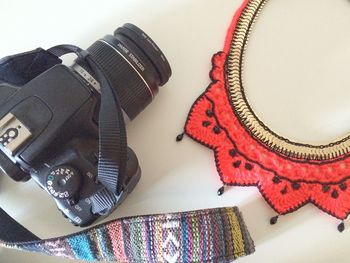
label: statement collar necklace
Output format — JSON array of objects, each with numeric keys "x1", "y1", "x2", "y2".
[{"x1": 183, "y1": 0, "x2": 350, "y2": 231}]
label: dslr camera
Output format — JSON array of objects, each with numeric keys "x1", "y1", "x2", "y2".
[{"x1": 0, "y1": 24, "x2": 171, "y2": 226}]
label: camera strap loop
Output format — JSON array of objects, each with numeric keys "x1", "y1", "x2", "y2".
[
  {"x1": 48, "y1": 45, "x2": 129, "y2": 214},
  {"x1": 0, "y1": 48, "x2": 62, "y2": 86}
]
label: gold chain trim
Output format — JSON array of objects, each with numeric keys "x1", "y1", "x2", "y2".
[{"x1": 227, "y1": 0, "x2": 350, "y2": 160}]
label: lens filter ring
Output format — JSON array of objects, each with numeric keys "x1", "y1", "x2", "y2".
[{"x1": 114, "y1": 23, "x2": 172, "y2": 86}]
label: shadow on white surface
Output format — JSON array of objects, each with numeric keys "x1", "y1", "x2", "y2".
[{"x1": 2, "y1": 0, "x2": 350, "y2": 262}]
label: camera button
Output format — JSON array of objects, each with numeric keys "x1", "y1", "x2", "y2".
[{"x1": 46, "y1": 165, "x2": 82, "y2": 200}]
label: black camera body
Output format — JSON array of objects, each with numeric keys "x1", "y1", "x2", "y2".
[
  {"x1": 0, "y1": 64, "x2": 140, "y2": 226},
  {"x1": 0, "y1": 24, "x2": 171, "y2": 226}
]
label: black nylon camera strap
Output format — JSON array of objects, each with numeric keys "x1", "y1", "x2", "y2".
[
  {"x1": 0, "y1": 48, "x2": 62, "y2": 85},
  {"x1": 47, "y1": 44, "x2": 128, "y2": 197},
  {"x1": 47, "y1": 45, "x2": 128, "y2": 213}
]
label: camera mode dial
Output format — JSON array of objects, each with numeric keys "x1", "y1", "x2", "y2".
[{"x1": 46, "y1": 165, "x2": 81, "y2": 200}]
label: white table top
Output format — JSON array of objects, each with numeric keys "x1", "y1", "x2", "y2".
[{"x1": 1, "y1": 0, "x2": 350, "y2": 262}]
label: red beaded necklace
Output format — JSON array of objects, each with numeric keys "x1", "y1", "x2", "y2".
[{"x1": 182, "y1": 0, "x2": 350, "y2": 231}]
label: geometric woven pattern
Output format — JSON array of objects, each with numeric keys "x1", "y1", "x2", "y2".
[{"x1": 1, "y1": 207, "x2": 254, "y2": 262}]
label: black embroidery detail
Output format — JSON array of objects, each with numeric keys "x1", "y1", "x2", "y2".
[
  {"x1": 273, "y1": 176, "x2": 281, "y2": 184},
  {"x1": 245, "y1": 163, "x2": 253, "y2": 171},
  {"x1": 281, "y1": 186, "x2": 288, "y2": 195},
  {"x1": 202, "y1": 121, "x2": 211, "y2": 127},
  {"x1": 332, "y1": 189, "x2": 339, "y2": 199},
  {"x1": 340, "y1": 183, "x2": 347, "y2": 191},
  {"x1": 292, "y1": 182, "x2": 301, "y2": 190},
  {"x1": 213, "y1": 126, "x2": 221, "y2": 134},
  {"x1": 229, "y1": 149, "x2": 237, "y2": 157},
  {"x1": 322, "y1": 185, "x2": 330, "y2": 193},
  {"x1": 233, "y1": 160, "x2": 242, "y2": 168},
  {"x1": 206, "y1": 109, "x2": 214, "y2": 117}
]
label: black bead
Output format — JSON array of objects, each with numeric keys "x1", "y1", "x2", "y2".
[
  {"x1": 280, "y1": 186, "x2": 288, "y2": 195},
  {"x1": 322, "y1": 185, "x2": 330, "y2": 193},
  {"x1": 202, "y1": 121, "x2": 211, "y2": 127},
  {"x1": 340, "y1": 183, "x2": 347, "y2": 191},
  {"x1": 233, "y1": 160, "x2": 242, "y2": 168},
  {"x1": 213, "y1": 126, "x2": 221, "y2": 134},
  {"x1": 270, "y1": 215, "x2": 279, "y2": 225},
  {"x1": 245, "y1": 163, "x2": 254, "y2": 171},
  {"x1": 332, "y1": 189, "x2": 339, "y2": 199},
  {"x1": 338, "y1": 222, "x2": 345, "y2": 233},
  {"x1": 229, "y1": 149, "x2": 237, "y2": 157},
  {"x1": 206, "y1": 109, "x2": 214, "y2": 117},
  {"x1": 176, "y1": 133, "x2": 185, "y2": 142},
  {"x1": 273, "y1": 176, "x2": 281, "y2": 184},
  {"x1": 217, "y1": 186, "x2": 225, "y2": 196},
  {"x1": 292, "y1": 182, "x2": 301, "y2": 190}
]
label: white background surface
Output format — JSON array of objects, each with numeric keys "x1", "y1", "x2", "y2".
[{"x1": 1, "y1": 0, "x2": 350, "y2": 262}]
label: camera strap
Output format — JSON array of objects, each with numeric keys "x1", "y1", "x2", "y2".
[
  {"x1": 48, "y1": 45, "x2": 128, "y2": 214},
  {"x1": 0, "y1": 206, "x2": 254, "y2": 262}
]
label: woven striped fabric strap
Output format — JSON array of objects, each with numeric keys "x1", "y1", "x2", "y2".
[{"x1": 0, "y1": 207, "x2": 254, "y2": 262}]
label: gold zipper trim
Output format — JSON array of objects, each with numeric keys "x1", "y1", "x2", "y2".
[{"x1": 226, "y1": 0, "x2": 350, "y2": 161}]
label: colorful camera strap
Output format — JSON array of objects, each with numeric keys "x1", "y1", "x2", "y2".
[{"x1": 0, "y1": 206, "x2": 254, "y2": 262}]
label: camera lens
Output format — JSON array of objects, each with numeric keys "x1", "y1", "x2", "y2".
[{"x1": 76, "y1": 24, "x2": 171, "y2": 120}]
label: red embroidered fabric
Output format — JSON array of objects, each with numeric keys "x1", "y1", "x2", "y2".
[{"x1": 185, "y1": 0, "x2": 350, "y2": 220}]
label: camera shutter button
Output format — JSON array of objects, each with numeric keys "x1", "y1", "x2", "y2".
[{"x1": 46, "y1": 165, "x2": 82, "y2": 200}]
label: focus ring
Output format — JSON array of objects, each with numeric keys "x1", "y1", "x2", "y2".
[{"x1": 87, "y1": 40, "x2": 152, "y2": 120}]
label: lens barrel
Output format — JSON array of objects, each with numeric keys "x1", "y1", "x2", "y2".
[{"x1": 83, "y1": 24, "x2": 171, "y2": 120}]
